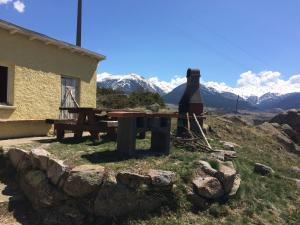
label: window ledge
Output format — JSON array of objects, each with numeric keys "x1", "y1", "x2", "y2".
[{"x1": 0, "y1": 105, "x2": 16, "y2": 110}]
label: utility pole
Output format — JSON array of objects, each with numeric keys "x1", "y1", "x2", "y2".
[
  {"x1": 235, "y1": 95, "x2": 240, "y2": 114},
  {"x1": 76, "y1": 0, "x2": 82, "y2": 47}
]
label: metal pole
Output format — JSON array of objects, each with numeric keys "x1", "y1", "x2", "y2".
[{"x1": 76, "y1": 0, "x2": 82, "y2": 47}]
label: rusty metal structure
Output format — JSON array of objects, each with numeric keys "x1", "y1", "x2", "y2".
[{"x1": 177, "y1": 68, "x2": 204, "y2": 136}]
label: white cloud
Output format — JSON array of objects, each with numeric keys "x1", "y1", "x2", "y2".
[
  {"x1": 13, "y1": 0, "x2": 25, "y2": 13},
  {"x1": 205, "y1": 71, "x2": 300, "y2": 98},
  {"x1": 0, "y1": 0, "x2": 13, "y2": 5},
  {"x1": 0, "y1": 0, "x2": 25, "y2": 13}
]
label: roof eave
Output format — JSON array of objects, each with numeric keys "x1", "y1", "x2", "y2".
[{"x1": 0, "y1": 19, "x2": 106, "y2": 61}]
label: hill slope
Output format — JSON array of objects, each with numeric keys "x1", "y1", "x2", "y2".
[{"x1": 163, "y1": 83, "x2": 256, "y2": 111}]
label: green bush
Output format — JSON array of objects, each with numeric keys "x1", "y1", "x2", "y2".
[{"x1": 97, "y1": 88, "x2": 165, "y2": 109}]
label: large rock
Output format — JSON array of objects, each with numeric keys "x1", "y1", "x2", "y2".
[
  {"x1": 228, "y1": 174, "x2": 241, "y2": 197},
  {"x1": 215, "y1": 161, "x2": 237, "y2": 193},
  {"x1": 41, "y1": 204, "x2": 85, "y2": 225},
  {"x1": 254, "y1": 163, "x2": 274, "y2": 176},
  {"x1": 7, "y1": 148, "x2": 30, "y2": 170},
  {"x1": 148, "y1": 169, "x2": 176, "y2": 189},
  {"x1": 20, "y1": 170, "x2": 66, "y2": 209},
  {"x1": 30, "y1": 148, "x2": 51, "y2": 171},
  {"x1": 192, "y1": 176, "x2": 224, "y2": 199},
  {"x1": 258, "y1": 122, "x2": 299, "y2": 154},
  {"x1": 94, "y1": 184, "x2": 165, "y2": 217},
  {"x1": 196, "y1": 161, "x2": 218, "y2": 177},
  {"x1": 116, "y1": 171, "x2": 151, "y2": 188},
  {"x1": 281, "y1": 124, "x2": 298, "y2": 142},
  {"x1": 270, "y1": 109, "x2": 300, "y2": 129},
  {"x1": 187, "y1": 189, "x2": 210, "y2": 210},
  {"x1": 63, "y1": 165, "x2": 105, "y2": 198},
  {"x1": 47, "y1": 158, "x2": 69, "y2": 186}
]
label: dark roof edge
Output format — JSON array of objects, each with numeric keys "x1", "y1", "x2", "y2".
[{"x1": 0, "y1": 19, "x2": 106, "y2": 61}]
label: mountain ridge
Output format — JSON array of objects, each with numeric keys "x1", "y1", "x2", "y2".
[{"x1": 97, "y1": 73, "x2": 300, "y2": 110}]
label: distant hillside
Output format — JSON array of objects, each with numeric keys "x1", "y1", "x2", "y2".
[
  {"x1": 258, "y1": 92, "x2": 300, "y2": 110},
  {"x1": 163, "y1": 83, "x2": 256, "y2": 111}
]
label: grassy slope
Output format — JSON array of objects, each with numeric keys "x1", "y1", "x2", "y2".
[{"x1": 18, "y1": 115, "x2": 300, "y2": 225}]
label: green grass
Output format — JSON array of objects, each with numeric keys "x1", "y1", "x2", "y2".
[{"x1": 17, "y1": 115, "x2": 300, "y2": 225}]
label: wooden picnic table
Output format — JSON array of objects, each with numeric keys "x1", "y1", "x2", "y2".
[
  {"x1": 54, "y1": 107, "x2": 118, "y2": 140},
  {"x1": 107, "y1": 111, "x2": 178, "y2": 157}
]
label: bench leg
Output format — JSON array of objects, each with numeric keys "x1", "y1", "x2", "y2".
[
  {"x1": 90, "y1": 131, "x2": 101, "y2": 141},
  {"x1": 107, "y1": 127, "x2": 117, "y2": 140},
  {"x1": 74, "y1": 131, "x2": 83, "y2": 139},
  {"x1": 150, "y1": 118, "x2": 171, "y2": 155},
  {"x1": 56, "y1": 128, "x2": 65, "y2": 140},
  {"x1": 117, "y1": 118, "x2": 136, "y2": 157}
]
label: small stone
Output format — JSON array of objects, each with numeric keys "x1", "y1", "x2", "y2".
[
  {"x1": 192, "y1": 176, "x2": 224, "y2": 199},
  {"x1": 116, "y1": 171, "x2": 151, "y2": 188},
  {"x1": 47, "y1": 158, "x2": 69, "y2": 186},
  {"x1": 228, "y1": 174, "x2": 241, "y2": 197},
  {"x1": 30, "y1": 148, "x2": 51, "y2": 171},
  {"x1": 254, "y1": 163, "x2": 274, "y2": 176},
  {"x1": 146, "y1": 103, "x2": 160, "y2": 112},
  {"x1": 210, "y1": 150, "x2": 237, "y2": 161},
  {"x1": 63, "y1": 165, "x2": 105, "y2": 197},
  {"x1": 148, "y1": 169, "x2": 176, "y2": 189},
  {"x1": 220, "y1": 141, "x2": 239, "y2": 151},
  {"x1": 290, "y1": 166, "x2": 300, "y2": 176}
]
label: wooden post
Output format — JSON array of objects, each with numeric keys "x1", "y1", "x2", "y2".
[
  {"x1": 117, "y1": 117, "x2": 137, "y2": 156},
  {"x1": 150, "y1": 117, "x2": 171, "y2": 155},
  {"x1": 192, "y1": 113, "x2": 212, "y2": 150},
  {"x1": 236, "y1": 95, "x2": 240, "y2": 114}
]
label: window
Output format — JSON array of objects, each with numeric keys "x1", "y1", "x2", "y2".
[{"x1": 0, "y1": 66, "x2": 8, "y2": 104}]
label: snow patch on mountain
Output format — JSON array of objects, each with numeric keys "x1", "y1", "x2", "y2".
[{"x1": 97, "y1": 72, "x2": 167, "y2": 94}]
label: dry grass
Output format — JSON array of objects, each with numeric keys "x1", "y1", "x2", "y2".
[{"x1": 14, "y1": 114, "x2": 300, "y2": 225}]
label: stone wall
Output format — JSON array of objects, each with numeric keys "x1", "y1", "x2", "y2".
[{"x1": 0, "y1": 147, "x2": 177, "y2": 225}]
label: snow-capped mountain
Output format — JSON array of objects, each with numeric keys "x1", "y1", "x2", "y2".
[
  {"x1": 97, "y1": 72, "x2": 300, "y2": 110},
  {"x1": 97, "y1": 72, "x2": 168, "y2": 95}
]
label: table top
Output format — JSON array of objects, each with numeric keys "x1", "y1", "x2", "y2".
[
  {"x1": 107, "y1": 111, "x2": 178, "y2": 118},
  {"x1": 59, "y1": 107, "x2": 104, "y2": 114}
]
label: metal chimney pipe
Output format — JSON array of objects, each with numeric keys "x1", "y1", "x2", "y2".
[{"x1": 76, "y1": 0, "x2": 82, "y2": 47}]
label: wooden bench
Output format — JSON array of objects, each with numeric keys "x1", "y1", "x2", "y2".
[{"x1": 53, "y1": 120, "x2": 118, "y2": 140}]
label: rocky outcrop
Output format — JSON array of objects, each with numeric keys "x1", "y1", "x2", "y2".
[
  {"x1": 2, "y1": 147, "x2": 177, "y2": 224},
  {"x1": 270, "y1": 109, "x2": 300, "y2": 144},
  {"x1": 258, "y1": 122, "x2": 300, "y2": 155},
  {"x1": 189, "y1": 159, "x2": 240, "y2": 209}
]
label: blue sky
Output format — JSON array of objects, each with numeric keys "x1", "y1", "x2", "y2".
[{"x1": 1, "y1": 0, "x2": 300, "y2": 95}]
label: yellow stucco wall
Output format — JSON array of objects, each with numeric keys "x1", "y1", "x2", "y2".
[{"x1": 0, "y1": 27, "x2": 101, "y2": 138}]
